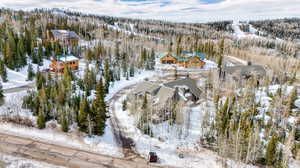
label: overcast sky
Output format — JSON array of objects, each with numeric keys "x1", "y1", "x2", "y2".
[{"x1": 1, "y1": 0, "x2": 300, "y2": 23}]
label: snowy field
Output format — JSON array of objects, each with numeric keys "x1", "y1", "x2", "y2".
[
  {"x1": 0, "y1": 153, "x2": 64, "y2": 168},
  {"x1": 2, "y1": 59, "x2": 51, "y2": 90}
]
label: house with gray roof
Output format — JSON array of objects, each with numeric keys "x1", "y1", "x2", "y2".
[
  {"x1": 128, "y1": 78, "x2": 202, "y2": 124},
  {"x1": 46, "y1": 30, "x2": 80, "y2": 46},
  {"x1": 130, "y1": 78, "x2": 202, "y2": 107},
  {"x1": 164, "y1": 78, "x2": 202, "y2": 102},
  {"x1": 133, "y1": 81, "x2": 161, "y2": 96},
  {"x1": 222, "y1": 64, "x2": 266, "y2": 84}
]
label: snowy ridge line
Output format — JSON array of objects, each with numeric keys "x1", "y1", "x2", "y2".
[{"x1": 105, "y1": 22, "x2": 164, "y2": 42}]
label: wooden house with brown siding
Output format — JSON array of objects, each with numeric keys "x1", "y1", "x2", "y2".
[
  {"x1": 160, "y1": 53, "x2": 177, "y2": 64},
  {"x1": 50, "y1": 54, "x2": 79, "y2": 73},
  {"x1": 160, "y1": 52, "x2": 206, "y2": 68},
  {"x1": 45, "y1": 30, "x2": 79, "y2": 46},
  {"x1": 185, "y1": 56, "x2": 206, "y2": 68}
]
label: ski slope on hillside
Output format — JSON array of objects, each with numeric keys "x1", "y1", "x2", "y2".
[
  {"x1": 232, "y1": 21, "x2": 246, "y2": 39},
  {"x1": 232, "y1": 21, "x2": 268, "y2": 40},
  {"x1": 107, "y1": 22, "x2": 164, "y2": 41}
]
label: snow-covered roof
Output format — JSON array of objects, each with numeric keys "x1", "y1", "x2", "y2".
[
  {"x1": 56, "y1": 54, "x2": 79, "y2": 62},
  {"x1": 155, "y1": 86, "x2": 176, "y2": 106},
  {"x1": 51, "y1": 29, "x2": 79, "y2": 39},
  {"x1": 164, "y1": 78, "x2": 202, "y2": 98},
  {"x1": 224, "y1": 64, "x2": 266, "y2": 78},
  {"x1": 133, "y1": 81, "x2": 161, "y2": 95}
]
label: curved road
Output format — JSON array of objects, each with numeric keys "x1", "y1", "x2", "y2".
[
  {"x1": 0, "y1": 82, "x2": 169, "y2": 168},
  {"x1": 3, "y1": 82, "x2": 35, "y2": 94}
]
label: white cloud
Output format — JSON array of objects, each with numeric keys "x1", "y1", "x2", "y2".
[{"x1": 0, "y1": 0, "x2": 299, "y2": 22}]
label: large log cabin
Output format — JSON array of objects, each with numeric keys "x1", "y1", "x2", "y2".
[
  {"x1": 45, "y1": 30, "x2": 79, "y2": 46},
  {"x1": 160, "y1": 52, "x2": 206, "y2": 68},
  {"x1": 50, "y1": 54, "x2": 79, "y2": 73}
]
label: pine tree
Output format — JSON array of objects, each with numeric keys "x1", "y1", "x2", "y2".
[
  {"x1": 27, "y1": 63, "x2": 35, "y2": 81},
  {"x1": 79, "y1": 97, "x2": 89, "y2": 132},
  {"x1": 24, "y1": 27, "x2": 32, "y2": 56},
  {"x1": 126, "y1": 72, "x2": 129, "y2": 80},
  {"x1": 140, "y1": 48, "x2": 147, "y2": 68},
  {"x1": 287, "y1": 88, "x2": 298, "y2": 112},
  {"x1": 0, "y1": 60, "x2": 7, "y2": 82},
  {"x1": 149, "y1": 48, "x2": 156, "y2": 70},
  {"x1": 36, "y1": 69, "x2": 46, "y2": 90},
  {"x1": 217, "y1": 55, "x2": 223, "y2": 69},
  {"x1": 37, "y1": 107, "x2": 46, "y2": 129},
  {"x1": 92, "y1": 79, "x2": 107, "y2": 136},
  {"x1": 37, "y1": 44, "x2": 43, "y2": 65},
  {"x1": 63, "y1": 66, "x2": 73, "y2": 90},
  {"x1": 18, "y1": 37, "x2": 27, "y2": 67},
  {"x1": 0, "y1": 82, "x2": 4, "y2": 105},
  {"x1": 61, "y1": 113, "x2": 69, "y2": 132},
  {"x1": 219, "y1": 39, "x2": 225, "y2": 56},
  {"x1": 129, "y1": 64, "x2": 135, "y2": 77},
  {"x1": 266, "y1": 135, "x2": 278, "y2": 166},
  {"x1": 122, "y1": 99, "x2": 127, "y2": 111},
  {"x1": 104, "y1": 59, "x2": 110, "y2": 94}
]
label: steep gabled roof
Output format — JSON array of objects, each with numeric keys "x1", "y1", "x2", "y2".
[
  {"x1": 155, "y1": 86, "x2": 176, "y2": 106},
  {"x1": 224, "y1": 65, "x2": 266, "y2": 78},
  {"x1": 164, "y1": 78, "x2": 202, "y2": 98},
  {"x1": 133, "y1": 81, "x2": 161, "y2": 95},
  {"x1": 175, "y1": 52, "x2": 206, "y2": 62}
]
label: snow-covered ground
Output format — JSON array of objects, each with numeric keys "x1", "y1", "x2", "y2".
[
  {"x1": 232, "y1": 21, "x2": 269, "y2": 40},
  {"x1": 0, "y1": 90, "x2": 123, "y2": 158},
  {"x1": 232, "y1": 21, "x2": 246, "y2": 39},
  {"x1": 249, "y1": 24, "x2": 258, "y2": 34},
  {"x1": 106, "y1": 70, "x2": 155, "y2": 101},
  {"x1": 113, "y1": 92, "x2": 257, "y2": 168},
  {"x1": 296, "y1": 99, "x2": 300, "y2": 108},
  {"x1": 106, "y1": 22, "x2": 164, "y2": 41},
  {"x1": 0, "y1": 153, "x2": 64, "y2": 168},
  {"x1": 112, "y1": 82, "x2": 300, "y2": 168},
  {"x1": 0, "y1": 59, "x2": 156, "y2": 160},
  {"x1": 2, "y1": 59, "x2": 51, "y2": 90}
]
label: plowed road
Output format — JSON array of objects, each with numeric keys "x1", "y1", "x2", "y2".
[{"x1": 0, "y1": 133, "x2": 169, "y2": 168}]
